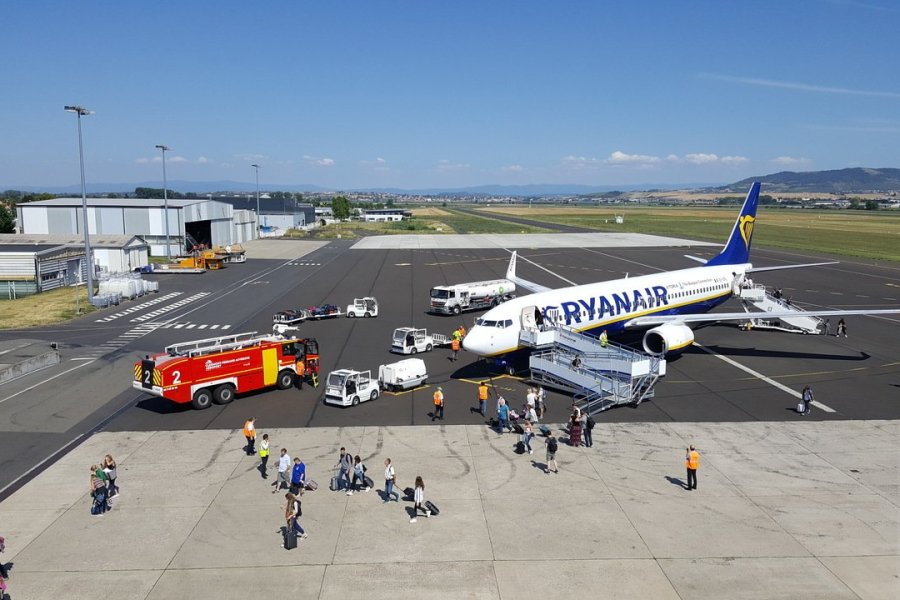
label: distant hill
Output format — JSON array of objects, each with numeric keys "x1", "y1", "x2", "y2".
[{"x1": 728, "y1": 168, "x2": 900, "y2": 193}]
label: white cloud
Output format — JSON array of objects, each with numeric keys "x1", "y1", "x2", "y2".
[
  {"x1": 772, "y1": 156, "x2": 812, "y2": 166},
  {"x1": 606, "y1": 151, "x2": 660, "y2": 165},
  {"x1": 684, "y1": 153, "x2": 719, "y2": 165},
  {"x1": 561, "y1": 155, "x2": 602, "y2": 170},
  {"x1": 699, "y1": 73, "x2": 900, "y2": 99},
  {"x1": 197, "y1": 156, "x2": 210, "y2": 164},
  {"x1": 665, "y1": 153, "x2": 749, "y2": 166},
  {"x1": 233, "y1": 153, "x2": 266, "y2": 162},
  {"x1": 168, "y1": 155, "x2": 188, "y2": 163},
  {"x1": 136, "y1": 155, "x2": 202, "y2": 165},
  {"x1": 720, "y1": 155, "x2": 749, "y2": 166},
  {"x1": 436, "y1": 159, "x2": 470, "y2": 171},
  {"x1": 501, "y1": 164, "x2": 524, "y2": 172},
  {"x1": 135, "y1": 157, "x2": 158, "y2": 164},
  {"x1": 303, "y1": 155, "x2": 335, "y2": 167},
  {"x1": 375, "y1": 157, "x2": 386, "y2": 164}
]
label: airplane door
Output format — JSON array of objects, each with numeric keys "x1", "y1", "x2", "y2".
[
  {"x1": 544, "y1": 307, "x2": 561, "y2": 328},
  {"x1": 521, "y1": 306, "x2": 536, "y2": 331}
]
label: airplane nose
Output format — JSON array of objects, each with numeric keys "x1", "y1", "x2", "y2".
[{"x1": 462, "y1": 328, "x2": 488, "y2": 355}]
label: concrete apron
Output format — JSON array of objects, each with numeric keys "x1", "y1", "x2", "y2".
[{"x1": 0, "y1": 421, "x2": 897, "y2": 600}]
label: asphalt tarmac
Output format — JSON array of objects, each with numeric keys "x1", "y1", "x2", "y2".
[{"x1": 1, "y1": 236, "x2": 898, "y2": 498}]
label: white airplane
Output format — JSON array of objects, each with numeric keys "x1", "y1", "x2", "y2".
[{"x1": 462, "y1": 182, "x2": 900, "y2": 361}]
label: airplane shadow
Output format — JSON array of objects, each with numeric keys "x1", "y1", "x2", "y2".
[{"x1": 683, "y1": 345, "x2": 871, "y2": 362}]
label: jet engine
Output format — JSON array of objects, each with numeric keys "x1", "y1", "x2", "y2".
[{"x1": 642, "y1": 323, "x2": 694, "y2": 355}]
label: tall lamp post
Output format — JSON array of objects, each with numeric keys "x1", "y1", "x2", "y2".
[
  {"x1": 64, "y1": 105, "x2": 95, "y2": 302},
  {"x1": 155, "y1": 145, "x2": 172, "y2": 259},
  {"x1": 251, "y1": 163, "x2": 260, "y2": 236}
]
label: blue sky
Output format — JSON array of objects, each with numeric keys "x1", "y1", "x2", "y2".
[{"x1": 2, "y1": 0, "x2": 898, "y2": 190}]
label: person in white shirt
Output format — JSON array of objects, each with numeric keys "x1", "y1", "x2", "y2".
[
  {"x1": 383, "y1": 458, "x2": 399, "y2": 503},
  {"x1": 273, "y1": 448, "x2": 291, "y2": 493},
  {"x1": 410, "y1": 476, "x2": 430, "y2": 522}
]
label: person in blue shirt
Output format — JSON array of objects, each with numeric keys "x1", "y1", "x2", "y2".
[
  {"x1": 291, "y1": 457, "x2": 306, "y2": 491},
  {"x1": 497, "y1": 397, "x2": 511, "y2": 433}
]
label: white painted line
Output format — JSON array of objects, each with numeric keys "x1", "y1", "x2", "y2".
[
  {"x1": 223, "y1": 325, "x2": 231, "y2": 330},
  {"x1": 198, "y1": 324, "x2": 208, "y2": 329},
  {"x1": 0, "y1": 360, "x2": 96, "y2": 405},
  {"x1": 174, "y1": 324, "x2": 185, "y2": 329},
  {"x1": 187, "y1": 324, "x2": 196, "y2": 329},
  {"x1": 693, "y1": 343, "x2": 836, "y2": 413},
  {"x1": 210, "y1": 324, "x2": 219, "y2": 329}
]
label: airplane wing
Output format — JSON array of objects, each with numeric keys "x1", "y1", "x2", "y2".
[
  {"x1": 747, "y1": 261, "x2": 838, "y2": 273},
  {"x1": 505, "y1": 251, "x2": 554, "y2": 294},
  {"x1": 624, "y1": 308, "x2": 900, "y2": 329}
]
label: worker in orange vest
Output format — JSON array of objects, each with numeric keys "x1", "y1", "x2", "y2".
[
  {"x1": 432, "y1": 387, "x2": 444, "y2": 421},
  {"x1": 243, "y1": 417, "x2": 256, "y2": 456},
  {"x1": 295, "y1": 356, "x2": 306, "y2": 390},
  {"x1": 685, "y1": 445, "x2": 700, "y2": 491},
  {"x1": 450, "y1": 337, "x2": 460, "y2": 362},
  {"x1": 477, "y1": 381, "x2": 489, "y2": 417}
]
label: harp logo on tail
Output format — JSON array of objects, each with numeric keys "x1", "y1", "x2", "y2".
[{"x1": 739, "y1": 215, "x2": 755, "y2": 248}]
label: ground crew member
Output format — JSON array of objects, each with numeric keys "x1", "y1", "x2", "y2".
[
  {"x1": 599, "y1": 329, "x2": 608, "y2": 348},
  {"x1": 295, "y1": 356, "x2": 306, "y2": 390},
  {"x1": 432, "y1": 387, "x2": 444, "y2": 421},
  {"x1": 259, "y1": 433, "x2": 270, "y2": 478},
  {"x1": 308, "y1": 357, "x2": 319, "y2": 387},
  {"x1": 477, "y1": 381, "x2": 489, "y2": 417},
  {"x1": 450, "y1": 337, "x2": 460, "y2": 361},
  {"x1": 685, "y1": 445, "x2": 700, "y2": 491},
  {"x1": 243, "y1": 417, "x2": 256, "y2": 456}
]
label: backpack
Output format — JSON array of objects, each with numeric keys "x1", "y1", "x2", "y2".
[
  {"x1": 547, "y1": 437, "x2": 558, "y2": 453},
  {"x1": 587, "y1": 415, "x2": 595, "y2": 430}
]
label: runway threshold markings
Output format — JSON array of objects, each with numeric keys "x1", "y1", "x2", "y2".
[{"x1": 692, "y1": 342, "x2": 836, "y2": 413}]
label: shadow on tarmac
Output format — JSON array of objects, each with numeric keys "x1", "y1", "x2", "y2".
[{"x1": 684, "y1": 345, "x2": 871, "y2": 362}]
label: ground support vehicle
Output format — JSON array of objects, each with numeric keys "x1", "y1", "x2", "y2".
[
  {"x1": 273, "y1": 304, "x2": 343, "y2": 326},
  {"x1": 133, "y1": 332, "x2": 319, "y2": 410},
  {"x1": 391, "y1": 327, "x2": 450, "y2": 355},
  {"x1": 378, "y1": 358, "x2": 428, "y2": 391},
  {"x1": 323, "y1": 369, "x2": 380, "y2": 406},
  {"x1": 429, "y1": 279, "x2": 516, "y2": 315},
  {"x1": 346, "y1": 297, "x2": 378, "y2": 318},
  {"x1": 214, "y1": 244, "x2": 246, "y2": 263}
]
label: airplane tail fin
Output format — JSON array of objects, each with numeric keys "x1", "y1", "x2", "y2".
[
  {"x1": 506, "y1": 251, "x2": 517, "y2": 279},
  {"x1": 705, "y1": 182, "x2": 760, "y2": 267}
]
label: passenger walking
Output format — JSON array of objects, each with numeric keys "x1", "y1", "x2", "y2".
[
  {"x1": 410, "y1": 476, "x2": 430, "y2": 522},
  {"x1": 0, "y1": 534, "x2": 8, "y2": 579},
  {"x1": 243, "y1": 417, "x2": 256, "y2": 455},
  {"x1": 685, "y1": 445, "x2": 700, "y2": 491},
  {"x1": 526, "y1": 388, "x2": 536, "y2": 413},
  {"x1": 273, "y1": 448, "x2": 291, "y2": 493},
  {"x1": 89, "y1": 465, "x2": 108, "y2": 515},
  {"x1": 523, "y1": 402, "x2": 538, "y2": 424},
  {"x1": 583, "y1": 413, "x2": 595, "y2": 448},
  {"x1": 383, "y1": 458, "x2": 400, "y2": 503},
  {"x1": 545, "y1": 435, "x2": 559, "y2": 473},
  {"x1": 536, "y1": 386, "x2": 546, "y2": 419},
  {"x1": 569, "y1": 412, "x2": 583, "y2": 447},
  {"x1": 522, "y1": 420, "x2": 534, "y2": 454},
  {"x1": 348, "y1": 455, "x2": 369, "y2": 495},
  {"x1": 497, "y1": 397, "x2": 511, "y2": 433},
  {"x1": 102, "y1": 454, "x2": 119, "y2": 499},
  {"x1": 837, "y1": 318, "x2": 848, "y2": 338},
  {"x1": 284, "y1": 492, "x2": 308, "y2": 544},
  {"x1": 478, "y1": 381, "x2": 489, "y2": 417},
  {"x1": 800, "y1": 385, "x2": 814, "y2": 416},
  {"x1": 259, "y1": 433, "x2": 270, "y2": 478},
  {"x1": 432, "y1": 387, "x2": 444, "y2": 421},
  {"x1": 290, "y1": 457, "x2": 306, "y2": 494},
  {"x1": 337, "y1": 447, "x2": 352, "y2": 491}
]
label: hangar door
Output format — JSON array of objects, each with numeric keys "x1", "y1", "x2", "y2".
[{"x1": 185, "y1": 220, "x2": 212, "y2": 250}]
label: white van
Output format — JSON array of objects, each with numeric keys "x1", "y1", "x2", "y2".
[
  {"x1": 323, "y1": 369, "x2": 380, "y2": 407},
  {"x1": 378, "y1": 358, "x2": 428, "y2": 391}
]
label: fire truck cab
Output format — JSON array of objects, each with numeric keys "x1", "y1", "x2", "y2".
[{"x1": 133, "y1": 332, "x2": 319, "y2": 410}]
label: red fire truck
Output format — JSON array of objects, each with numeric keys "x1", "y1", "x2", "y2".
[{"x1": 133, "y1": 332, "x2": 319, "y2": 409}]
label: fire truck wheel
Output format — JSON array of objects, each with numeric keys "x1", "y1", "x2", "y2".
[
  {"x1": 370, "y1": 389, "x2": 379, "y2": 401},
  {"x1": 213, "y1": 384, "x2": 236, "y2": 405},
  {"x1": 192, "y1": 389, "x2": 213, "y2": 410},
  {"x1": 352, "y1": 395, "x2": 360, "y2": 406},
  {"x1": 276, "y1": 370, "x2": 294, "y2": 390}
]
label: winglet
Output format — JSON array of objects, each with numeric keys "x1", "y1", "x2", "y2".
[{"x1": 705, "y1": 182, "x2": 760, "y2": 267}]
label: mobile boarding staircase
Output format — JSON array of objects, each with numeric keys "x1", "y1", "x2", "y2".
[
  {"x1": 165, "y1": 331, "x2": 267, "y2": 358},
  {"x1": 520, "y1": 325, "x2": 666, "y2": 416},
  {"x1": 734, "y1": 284, "x2": 825, "y2": 334}
]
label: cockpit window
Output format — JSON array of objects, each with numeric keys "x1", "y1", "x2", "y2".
[
  {"x1": 482, "y1": 320, "x2": 497, "y2": 327},
  {"x1": 475, "y1": 318, "x2": 484, "y2": 326}
]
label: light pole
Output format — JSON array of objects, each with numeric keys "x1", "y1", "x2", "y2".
[
  {"x1": 155, "y1": 145, "x2": 172, "y2": 259},
  {"x1": 251, "y1": 163, "x2": 260, "y2": 236},
  {"x1": 64, "y1": 105, "x2": 95, "y2": 302}
]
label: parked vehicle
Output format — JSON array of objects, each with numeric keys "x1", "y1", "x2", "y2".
[
  {"x1": 391, "y1": 327, "x2": 450, "y2": 355},
  {"x1": 378, "y1": 358, "x2": 428, "y2": 391},
  {"x1": 429, "y1": 279, "x2": 516, "y2": 315},
  {"x1": 323, "y1": 369, "x2": 380, "y2": 407},
  {"x1": 346, "y1": 297, "x2": 378, "y2": 318}
]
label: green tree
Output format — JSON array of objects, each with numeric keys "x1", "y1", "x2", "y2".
[
  {"x1": 0, "y1": 204, "x2": 16, "y2": 233},
  {"x1": 332, "y1": 195, "x2": 351, "y2": 220},
  {"x1": 849, "y1": 198, "x2": 861, "y2": 210},
  {"x1": 865, "y1": 200, "x2": 879, "y2": 210}
]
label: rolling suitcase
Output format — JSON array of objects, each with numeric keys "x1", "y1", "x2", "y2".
[
  {"x1": 539, "y1": 424, "x2": 551, "y2": 437},
  {"x1": 424, "y1": 500, "x2": 440, "y2": 516},
  {"x1": 284, "y1": 529, "x2": 298, "y2": 550},
  {"x1": 364, "y1": 475, "x2": 374, "y2": 489},
  {"x1": 796, "y1": 403, "x2": 805, "y2": 414},
  {"x1": 512, "y1": 423, "x2": 524, "y2": 435},
  {"x1": 304, "y1": 479, "x2": 318, "y2": 491},
  {"x1": 403, "y1": 487, "x2": 415, "y2": 501},
  {"x1": 330, "y1": 475, "x2": 339, "y2": 491}
]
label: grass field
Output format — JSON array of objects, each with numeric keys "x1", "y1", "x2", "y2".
[
  {"x1": 0, "y1": 286, "x2": 95, "y2": 329},
  {"x1": 478, "y1": 206, "x2": 900, "y2": 261}
]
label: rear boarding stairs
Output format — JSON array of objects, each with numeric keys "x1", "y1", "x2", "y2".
[
  {"x1": 518, "y1": 307, "x2": 666, "y2": 416},
  {"x1": 734, "y1": 284, "x2": 826, "y2": 334}
]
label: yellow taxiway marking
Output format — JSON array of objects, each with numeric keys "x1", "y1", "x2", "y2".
[{"x1": 382, "y1": 384, "x2": 431, "y2": 397}]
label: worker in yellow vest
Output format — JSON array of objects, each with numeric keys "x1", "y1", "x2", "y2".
[
  {"x1": 243, "y1": 417, "x2": 256, "y2": 456},
  {"x1": 599, "y1": 329, "x2": 608, "y2": 348},
  {"x1": 432, "y1": 387, "x2": 444, "y2": 421},
  {"x1": 258, "y1": 433, "x2": 270, "y2": 478},
  {"x1": 477, "y1": 382, "x2": 489, "y2": 417},
  {"x1": 685, "y1": 445, "x2": 700, "y2": 491}
]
